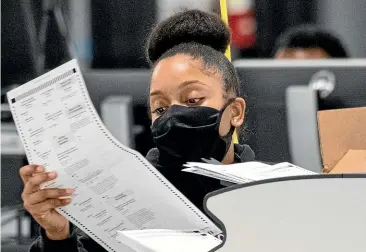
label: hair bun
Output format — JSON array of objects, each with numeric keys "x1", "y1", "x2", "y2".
[{"x1": 147, "y1": 9, "x2": 231, "y2": 64}]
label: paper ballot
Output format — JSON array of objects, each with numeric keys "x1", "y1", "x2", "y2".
[
  {"x1": 183, "y1": 162, "x2": 317, "y2": 184},
  {"x1": 7, "y1": 59, "x2": 221, "y2": 252},
  {"x1": 117, "y1": 229, "x2": 222, "y2": 252}
]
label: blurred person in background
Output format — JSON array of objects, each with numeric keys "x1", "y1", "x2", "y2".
[
  {"x1": 273, "y1": 24, "x2": 348, "y2": 59},
  {"x1": 19, "y1": 10, "x2": 255, "y2": 252}
]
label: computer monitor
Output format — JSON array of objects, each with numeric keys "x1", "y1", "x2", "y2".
[
  {"x1": 83, "y1": 69, "x2": 151, "y2": 110},
  {"x1": 82, "y1": 69, "x2": 153, "y2": 155},
  {"x1": 233, "y1": 59, "x2": 366, "y2": 164}
]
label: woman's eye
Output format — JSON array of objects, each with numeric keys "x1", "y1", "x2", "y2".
[
  {"x1": 187, "y1": 98, "x2": 202, "y2": 105},
  {"x1": 155, "y1": 107, "x2": 167, "y2": 115}
]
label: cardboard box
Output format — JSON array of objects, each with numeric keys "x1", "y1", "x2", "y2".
[{"x1": 317, "y1": 107, "x2": 366, "y2": 173}]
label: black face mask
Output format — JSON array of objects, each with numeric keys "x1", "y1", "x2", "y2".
[{"x1": 151, "y1": 99, "x2": 235, "y2": 167}]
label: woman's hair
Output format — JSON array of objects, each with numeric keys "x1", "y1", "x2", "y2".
[
  {"x1": 146, "y1": 9, "x2": 240, "y2": 97},
  {"x1": 272, "y1": 24, "x2": 348, "y2": 58}
]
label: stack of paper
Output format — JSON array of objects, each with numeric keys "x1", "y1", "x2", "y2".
[
  {"x1": 183, "y1": 162, "x2": 317, "y2": 184},
  {"x1": 117, "y1": 229, "x2": 222, "y2": 252}
]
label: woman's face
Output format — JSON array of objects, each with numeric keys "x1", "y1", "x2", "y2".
[
  {"x1": 149, "y1": 54, "x2": 245, "y2": 136},
  {"x1": 275, "y1": 48, "x2": 330, "y2": 59}
]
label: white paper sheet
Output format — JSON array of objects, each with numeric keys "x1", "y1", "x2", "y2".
[
  {"x1": 7, "y1": 59, "x2": 221, "y2": 252},
  {"x1": 117, "y1": 229, "x2": 222, "y2": 252},
  {"x1": 183, "y1": 167, "x2": 246, "y2": 184},
  {"x1": 183, "y1": 162, "x2": 316, "y2": 184}
]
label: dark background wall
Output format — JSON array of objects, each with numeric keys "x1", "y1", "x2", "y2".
[
  {"x1": 91, "y1": 0, "x2": 156, "y2": 68},
  {"x1": 255, "y1": 0, "x2": 316, "y2": 57}
]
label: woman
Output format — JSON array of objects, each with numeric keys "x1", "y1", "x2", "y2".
[{"x1": 21, "y1": 10, "x2": 254, "y2": 252}]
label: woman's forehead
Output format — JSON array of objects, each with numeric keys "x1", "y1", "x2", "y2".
[{"x1": 150, "y1": 54, "x2": 222, "y2": 92}]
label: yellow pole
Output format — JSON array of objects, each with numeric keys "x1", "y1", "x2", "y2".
[
  {"x1": 220, "y1": 0, "x2": 239, "y2": 144},
  {"x1": 220, "y1": 0, "x2": 232, "y2": 61}
]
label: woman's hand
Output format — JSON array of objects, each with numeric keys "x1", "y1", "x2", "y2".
[{"x1": 20, "y1": 165, "x2": 73, "y2": 240}]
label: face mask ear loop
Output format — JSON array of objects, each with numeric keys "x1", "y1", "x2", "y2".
[
  {"x1": 212, "y1": 98, "x2": 237, "y2": 156},
  {"x1": 211, "y1": 110, "x2": 236, "y2": 161},
  {"x1": 216, "y1": 97, "x2": 237, "y2": 129}
]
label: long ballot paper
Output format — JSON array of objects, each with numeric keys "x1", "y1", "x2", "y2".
[{"x1": 7, "y1": 59, "x2": 221, "y2": 252}]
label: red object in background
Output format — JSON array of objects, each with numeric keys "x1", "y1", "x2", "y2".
[{"x1": 228, "y1": 0, "x2": 257, "y2": 49}]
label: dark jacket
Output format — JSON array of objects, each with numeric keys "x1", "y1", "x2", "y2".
[{"x1": 29, "y1": 144, "x2": 255, "y2": 252}]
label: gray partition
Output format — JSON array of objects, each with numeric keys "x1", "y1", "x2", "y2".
[{"x1": 205, "y1": 175, "x2": 366, "y2": 252}]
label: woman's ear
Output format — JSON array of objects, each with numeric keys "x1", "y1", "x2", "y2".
[{"x1": 231, "y1": 98, "x2": 246, "y2": 127}]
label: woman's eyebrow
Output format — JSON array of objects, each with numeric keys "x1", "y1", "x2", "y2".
[
  {"x1": 150, "y1": 90, "x2": 163, "y2": 97},
  {"x1": 150, "y1": 81, "x2": 208, "y2": 97},
  {"x1": 178, "y1": 80, "x2": 208, "y2": 89}
]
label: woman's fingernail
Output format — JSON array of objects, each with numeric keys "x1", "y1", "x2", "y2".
[
  {"x1": 65, "y1": 189, "x2": 73, "y2": 194},
  {"x1": 48, "y1": 172, "x2": 57, "y2": 178},
  {"x1": 63, "y1": 198, "x2": 72, "y2": 204}
]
